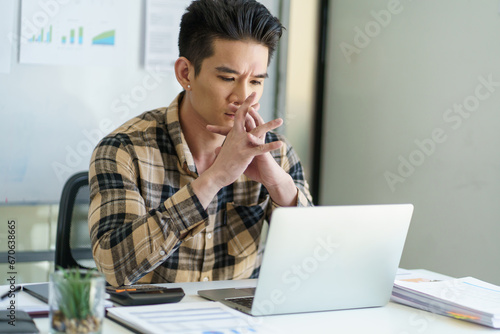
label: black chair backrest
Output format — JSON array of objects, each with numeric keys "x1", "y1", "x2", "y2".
[{"x1": 55, "y1": 171, "x2": 96, "y2": 270}]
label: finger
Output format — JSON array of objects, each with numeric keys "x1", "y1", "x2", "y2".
[
  {"x1": 252, "y1": 118, "x2": 283, "y2": 138},
  {"x1": 248, "y1": 105, "x2": 264, "y2": 127},
  {"x1": 251, "y1": 103, "x2": 261, "y2": 113},
  {"x1": 254, "y1": 140, "x2": 283, "y2": 155},
  {"x1": 234, "y1": 92, "x2": 257, "y2": 128},
  {"x1": 245, "y1": 112, "x2": 257, "y2": 131},
  {"x1": 206, "y1": 124, "x2": 231, "y2": 136}
]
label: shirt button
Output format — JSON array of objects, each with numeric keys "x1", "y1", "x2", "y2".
[
  {"x1": 207, "y1": 233, "x2": 212, "y2": 239},
  {"x1": 203, "y1": 277, "x2": 209, "y2": 282},
  {"x1": 159, "y1": 250, "x2": 165, "y2": 256}
]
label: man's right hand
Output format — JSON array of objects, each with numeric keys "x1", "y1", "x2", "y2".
[{"x1": 192, "y1": 92, "x2": 283, "y2": 208}]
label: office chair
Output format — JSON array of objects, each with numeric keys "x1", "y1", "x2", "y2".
[{"x1": 55, "y1": 171, "x2": 96, "y2": 270}]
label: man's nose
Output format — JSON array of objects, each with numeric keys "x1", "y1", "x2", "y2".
[{"x1": 231, "y1": 82, "x2": 250, "y2": 106}]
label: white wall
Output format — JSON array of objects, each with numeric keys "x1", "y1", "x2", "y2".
[{"x1": 321, "y1": 0, "x2": 500, "y2": 284}]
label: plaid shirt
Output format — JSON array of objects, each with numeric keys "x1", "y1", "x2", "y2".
[{"x1": 89, "y1": 93, "x2": 313, "y2": 286}]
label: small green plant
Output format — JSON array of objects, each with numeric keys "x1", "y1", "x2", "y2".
[
  {"x1": 57, "y1": 268, "x2": 94, "y2": 320},
  {"x1": 51, "y1": 267, "x2": 104, "y2": 334}
]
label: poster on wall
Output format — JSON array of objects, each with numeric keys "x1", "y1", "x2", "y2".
[
  {"x1": 144, "y1": 0, "x2": 191, "y2": 72},
  {"x1": 19, "y1": 0, "x2": 129, "y2": 66}
]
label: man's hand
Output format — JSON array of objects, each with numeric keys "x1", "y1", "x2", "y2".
[
  {"x1": 206, "y1": 92, "x2": 298, "y2": 207},
  {"x1": 206, "y1": 92, "x2": 282, "y2": 186},
  {"x1": 192, "y1": 92, "x2": 284, "y2": 208}
]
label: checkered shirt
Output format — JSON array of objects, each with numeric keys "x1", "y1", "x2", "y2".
[{"x1": 88, "y1": 93, "x2": 313, "y2": 286}]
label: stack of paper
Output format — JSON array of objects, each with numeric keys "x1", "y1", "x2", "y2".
[{"x1": 392, "y1": 275, "x2": 500, "y2": 328}]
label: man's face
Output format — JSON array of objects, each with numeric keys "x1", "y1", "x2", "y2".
[{"x1": 187, "y1": 38, "x2": 269, "y2": 128}]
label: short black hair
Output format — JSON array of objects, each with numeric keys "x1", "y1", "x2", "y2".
[{"x1": 179, "y1": 0, "x2": 284, "y2": 76}]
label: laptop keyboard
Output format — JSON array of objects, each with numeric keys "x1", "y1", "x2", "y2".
[{"x1": 226, "y1": 296, "x2": 254, "y2": 308}]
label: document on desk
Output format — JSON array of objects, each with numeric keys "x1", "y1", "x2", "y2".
[
  {"x1": 392, "y1": 274, "x2": 500, "y2": 328},
  {"x1": 106, "y1": 301, "x2": 276, "y2": 334}
]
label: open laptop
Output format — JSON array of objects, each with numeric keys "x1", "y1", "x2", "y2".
[{"x1": 198, "y1": 204, "x2": 413, "y2": 316}]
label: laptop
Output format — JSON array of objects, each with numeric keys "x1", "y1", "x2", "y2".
[{"x1": 198, "y1": 204, "x2": 413, "y2": 316}]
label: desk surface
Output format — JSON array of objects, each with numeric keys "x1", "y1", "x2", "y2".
[{"x1": 28, "y1": 278, "x2": 499, "y2": 334}]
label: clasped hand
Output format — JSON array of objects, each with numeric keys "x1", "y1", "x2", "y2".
[{"x1": 206, "y1": 92, "x2": 286, "y2": 189}]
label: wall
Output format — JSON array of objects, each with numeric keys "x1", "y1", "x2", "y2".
[
  {"x1": 321, "y1": 0, "x2": 500, "y2": 284},
  {"x1": 284, "y1": 0, "x2": 319, "y2": 184}
]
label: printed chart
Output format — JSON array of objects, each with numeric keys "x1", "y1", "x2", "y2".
[{"x1": 20, "y1": 0, "x2": 127, "y2": 66}]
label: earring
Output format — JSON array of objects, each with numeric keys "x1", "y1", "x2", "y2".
[{"x1": 187, "y1": 84, "x2": 191, "y2": 90}]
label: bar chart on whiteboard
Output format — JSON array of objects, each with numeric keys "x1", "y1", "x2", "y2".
[{"x1": 19, "y1": 0, "x2": 128, "y2": 66}]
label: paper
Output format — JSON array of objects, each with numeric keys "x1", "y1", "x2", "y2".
[
  {"x1": 396, "y1": 277, "x2": 500, "y2": 314},
  {"x1": 392, "y1": 272, "x2": 500, "y2": 328},
  {"x1": 19, "y1": 0, "x2": 128, "y2": 66},
  {"x1": 0, "y1": 0, "x2": 16, "y2": 73},
  {"x1": 144, "y1": 0, "x2": 191, "y2": 71},
  {"x1": 107, "y1": 301, "x2": 275, "y2": 333},
  {"x1": 395, "y1": 268, "x2": 453, "y2": 282}
]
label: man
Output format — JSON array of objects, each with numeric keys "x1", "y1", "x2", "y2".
[{"x1": 89, "y1": 0, "x2": 313, "y2": 287}]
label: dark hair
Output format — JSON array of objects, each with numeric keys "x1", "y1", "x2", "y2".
[{"x1": 179, "y1": 0, "x2": 284, "y2": 76}]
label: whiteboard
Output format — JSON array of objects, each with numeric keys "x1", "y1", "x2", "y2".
[{"x1": 0, "y1": 0, "x2": 281, "y2": 204}]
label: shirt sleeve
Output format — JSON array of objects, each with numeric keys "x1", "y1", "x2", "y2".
[
  {"x1": 88, "y1": 135, "x2": 208, "y2": 286},
  {"x1": 269, "y1": 133, "x2": 314, "y2": 211}
]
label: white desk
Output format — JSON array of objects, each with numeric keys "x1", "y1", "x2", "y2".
[{"x1": 27, "y1": 278, "x2": 498, "y2": 334}]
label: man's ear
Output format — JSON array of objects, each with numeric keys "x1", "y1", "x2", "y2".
[{"x1": 174, "y1": 57, "x2": 193, "y2": 91}]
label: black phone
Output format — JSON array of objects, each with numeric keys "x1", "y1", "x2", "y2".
[{"x1": 106, "y1": 285, "x2": 185, "y2": 306}]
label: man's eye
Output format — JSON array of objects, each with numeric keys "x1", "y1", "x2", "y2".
[
  {"x1": 219, "y1": 76, "x2": 234, "y2": 82},
  {"x1": 251, "y1": 80, "x2": 263, "y2": 86}
]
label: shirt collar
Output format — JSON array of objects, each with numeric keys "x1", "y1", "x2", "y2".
[{"x1": 166, "y1": 92, "x2": 197, "y2": 175}]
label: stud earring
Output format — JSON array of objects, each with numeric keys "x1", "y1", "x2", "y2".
[{"x1": 187, "y1": 84, "x2": 191, "y2": 89}]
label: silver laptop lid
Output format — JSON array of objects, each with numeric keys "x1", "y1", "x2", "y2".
[{"x1": 251, "y1": 204, "x2": 413, "y2": 316}]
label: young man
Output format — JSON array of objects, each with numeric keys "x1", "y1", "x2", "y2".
[{"x1": 89, "y1": 0, "x2": 313, "y2": 287}]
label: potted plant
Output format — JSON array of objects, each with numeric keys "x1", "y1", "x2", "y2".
[{"x1": 49, "y1": 268, "x2": 105, "y2": 334}]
